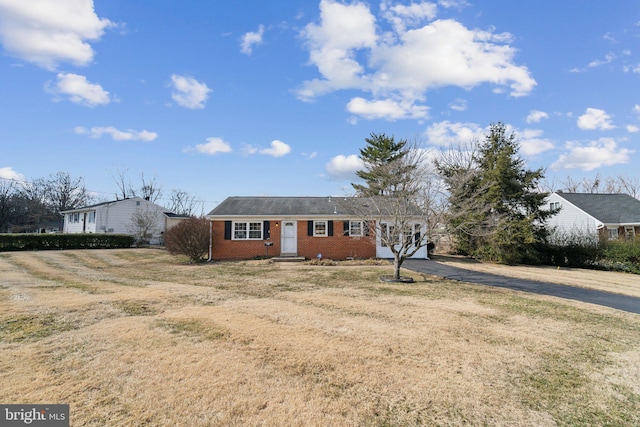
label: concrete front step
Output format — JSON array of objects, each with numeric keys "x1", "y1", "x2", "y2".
[{"x1": 271, "y1": 256, "x2": 306, "y2": 262}]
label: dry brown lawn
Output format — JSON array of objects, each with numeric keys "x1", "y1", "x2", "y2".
[{"x1": 1, "y1": 248, "x2": 639, "y2": 426}]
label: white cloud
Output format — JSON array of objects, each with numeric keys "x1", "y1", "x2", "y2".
[
  {"x1": 577, "y1": 108, "x2": 615, "y2": 130},
  {"x1": 0, "y1": 0, "x2": 113, "y2": 70},
  {"x1": 551, "y1": 138, "x2": 634, "y2": 171},
  {"x1": 519, "y1": 128, "x2": 554, "y2": 156},
  {"x1": 75, "y1": 126, "x2": 157, "y2": 141},
  {"x1": 242, "y1": 144, "x2": 259, "y2": 156},
  {"x1": 626, "y1": 124, "x2": 639, "y2": 133},
  {"x1": 634, "y1": 104, "x2": 640, "y2": 116},
  {"x1": 449, "y1": 98, "x2": 467, "y2": 112},
  {"x1": 297, "y1": 1, "x2": 536, "y2": 120},
  {"x1": 525, "y1": 109, "x2": 549, "y2": 123},
  {"x1": 346, "y1": 97, "x2": 429, "y2": 120},
  {"x1": 193, "y1": 137, "x2": 232, "y2": 155},
  {"x1": 0, "y1": 166, "x2": 25, "y2": 181},
  {"x1": 241, "y1": 24, "x2": 265, "y2": 55},
  {"x1": 325, "y1": 154, "x2": 364, "y2": 180},
  {"x1": 424, "y1": 120, "x2": 484, "y2": 147},
  {"x1": 297, "y1": 0, "x2": 377, "y2": 100},
  {"x1": 260, "y1": 140, "x2": 291, "y2": 157},
  {"x1": 380, "y1": 0, "x2": 437, "y2": 33},
  {"x1": 170, "y1": 74, "x2": 211, "y2": 109},
  {"x1": 48, "y1": 72, "x2": 110, "y2": 106},
  {"x1": 587, "y1": 52, "x2": 615, "y2": 68}
]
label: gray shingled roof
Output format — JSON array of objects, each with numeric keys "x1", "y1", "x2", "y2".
[
  {"x1": 207, "y1": 196, "x2": 422, "y2": 217},
  {"x1": 557, "y1": 193, "x2": 640, "y2": 224}
]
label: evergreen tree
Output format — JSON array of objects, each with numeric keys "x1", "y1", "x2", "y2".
[
  {"x1": 352, "y1": 133, "x2": 415, "y2": 196},
  {"x1": 437, "y1": 123, "x2": 555, "y2": 263}
]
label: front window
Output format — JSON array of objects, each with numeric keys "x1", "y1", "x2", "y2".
[
  {"x1": 380, "y1": 223, "x2": 421, "y2": 247},
  {"x1": 88, "y1": 211, "x2": 96, "y2": 223},
  {"x1": 233, "y1": 221, "x2": 262, "y2": 240},
  {"x1": 607, "y1": 227, "x2": 619, "y2": 240},
  {"x1": 550, "y1": 202, "x2": 560, "y2": 210},
  {"x1": 314, "y1": 220, "x2": 327, "y2": 237},
  {"x1": 73, "y1": 213, "x2": 79, "y2": 223},
  {"x1": 349, "y1": 221, "x2": 363, "y2": 237}
]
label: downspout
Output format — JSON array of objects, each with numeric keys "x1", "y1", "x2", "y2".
[{"x1": 207, "y1": 219, "x2": 213, "y2": 262}]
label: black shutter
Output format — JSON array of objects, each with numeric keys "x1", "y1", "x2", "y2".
[
  {"x1": 308, "y1": 221, "x2": 314, "y2": 236},
  {"x1": 224, "y1": 221, "x2": 232, "y2": 240},
  {"x1": 263, "y1": 221, "x2": 270, "y2": 240},
  {"x1": 363, "y1": 221, "x2": 369, "y2": 236},
  {"x1": 328, "y1": 220, "x2": 334, "y2": 236},
  {"x1": 343, "y1": 221, "x2": 350, "y2": 236}
]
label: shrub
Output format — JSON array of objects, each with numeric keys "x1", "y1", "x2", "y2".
[
  {"x1": 164, "y1": 217, "x2": 211, "y2": 263},
  {"x1": 597, "y1": 238, "x2": 640, "y2": 274}
]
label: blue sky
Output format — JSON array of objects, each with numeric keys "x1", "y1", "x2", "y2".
[{"x1": 1, "y1": 0, "x2": 639, "y2": 211}]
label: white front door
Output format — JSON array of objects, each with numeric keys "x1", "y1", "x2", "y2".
[{"x1": 281, "y1": 221, "x2": 297, "y2": 255}]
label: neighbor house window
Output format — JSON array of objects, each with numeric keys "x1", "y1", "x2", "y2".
[
  {"x1": 314, "y1": 220, "x2": 327, "y2": 237},
  {"x1": 73, "y1": 213, "x2": 80, "y2": 223},
  {"x1": 607, "y1": 227, "x2": 619, "y2": 240},
  {"x1": 233, "y1": 221, "x2": 262, "y2": 240},
  {"x1": 88, "y1": 211, "x2": 96, "y2": 223},
  {"x1": 550, "y1": 202, "x2": 560, "y2": 210}
]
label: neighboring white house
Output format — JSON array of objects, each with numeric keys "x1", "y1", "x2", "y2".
[
  {"x1": 61, "y1": 197, "x2": 183, "y2": 244},
  {"x1": 546, "y1": 192, "x2": 640, "y2": 241}
]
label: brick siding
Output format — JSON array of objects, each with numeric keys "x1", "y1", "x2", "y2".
[{"x1": 211, "y1": 220, "x2": 376, "y2": 260}]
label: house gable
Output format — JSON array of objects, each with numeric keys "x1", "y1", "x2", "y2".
[{"x1": 547, "y1": 192, "x2": 640, "y2": 241}]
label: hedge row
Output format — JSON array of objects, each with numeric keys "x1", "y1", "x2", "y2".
[
  {"x1": 538, "y1": 239, "x2": 640, "y2": 274},
  {"x1": 0, "y1": 234, "x2": 135, "y2": 251}
]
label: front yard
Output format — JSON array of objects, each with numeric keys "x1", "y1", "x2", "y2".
[{"x1": 1, "y1": 249, "x2": 639, "y2": 426}]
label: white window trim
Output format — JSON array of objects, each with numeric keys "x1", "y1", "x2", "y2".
[
  {"x1": 314, "y1": 220, "x2": 328, "y2": 237},
  {"x1": 232, "y1": 221, "x2": 263, "y2": 240},
  {"x1": 349, "y1": 220, "x2": 364, "y2": 237}
]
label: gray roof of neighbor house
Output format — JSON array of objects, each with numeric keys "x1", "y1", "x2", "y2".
[
  {"x1": 60, "y1": 197, "x2": 174, "y2": 215},
  {"x1": 207, "y1": 196, "x2": 423, "y2": 218},
  {"x1": 556, "y1": 192, "x2": 640, "y2": 224}
]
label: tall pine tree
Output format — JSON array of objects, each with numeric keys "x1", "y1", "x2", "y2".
[
  {"x1": 352, "y1": 133, "x2": 415, "y2": 197},
  {"x1": 437, "y1": 123, "x2": 555, "y2": 264}
]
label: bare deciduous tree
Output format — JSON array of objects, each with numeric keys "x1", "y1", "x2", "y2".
[
  {"x1": 349, "y1": 142, "x2": 434, "y2": 280},
  {"x1": 46, "y1": 172, "x2": 93, "y2": 230},
  {"x1": 128, "y1": 207, "x2": 161, "y2": 246},
  {"x1": 0, "y1": 178, "x2": 19, "y2": 232},
  {"x1": 167, "y1": 189, "x2": 201, "y2": 216}
]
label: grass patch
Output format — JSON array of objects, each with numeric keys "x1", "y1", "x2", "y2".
[
  {"x1": 0, "y1": 312, "x2": 77, "y2": 342},
  {"x1": 154, "y1": 318, "x2": 229, "y2": 341},
  {"x1": 112, "y1": 300, "x2": 160, "y2": 316}
]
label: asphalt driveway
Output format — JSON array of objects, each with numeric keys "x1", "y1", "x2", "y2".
[{"x1": 404, "y1": 259, "x2": 640, "y2": 315}]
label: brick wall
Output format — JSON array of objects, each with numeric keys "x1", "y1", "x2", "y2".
[{"x1": 211, "y1": 220, "x2": 376, "y2": 260}]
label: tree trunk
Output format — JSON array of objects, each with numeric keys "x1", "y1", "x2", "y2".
[{"x1": 393, "y1": 255, "x2": 401, "y2": 280}]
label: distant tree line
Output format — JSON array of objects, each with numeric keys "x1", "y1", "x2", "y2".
[{"x1": 0, "y1": 172, "x2": 93, "y2": 233}]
